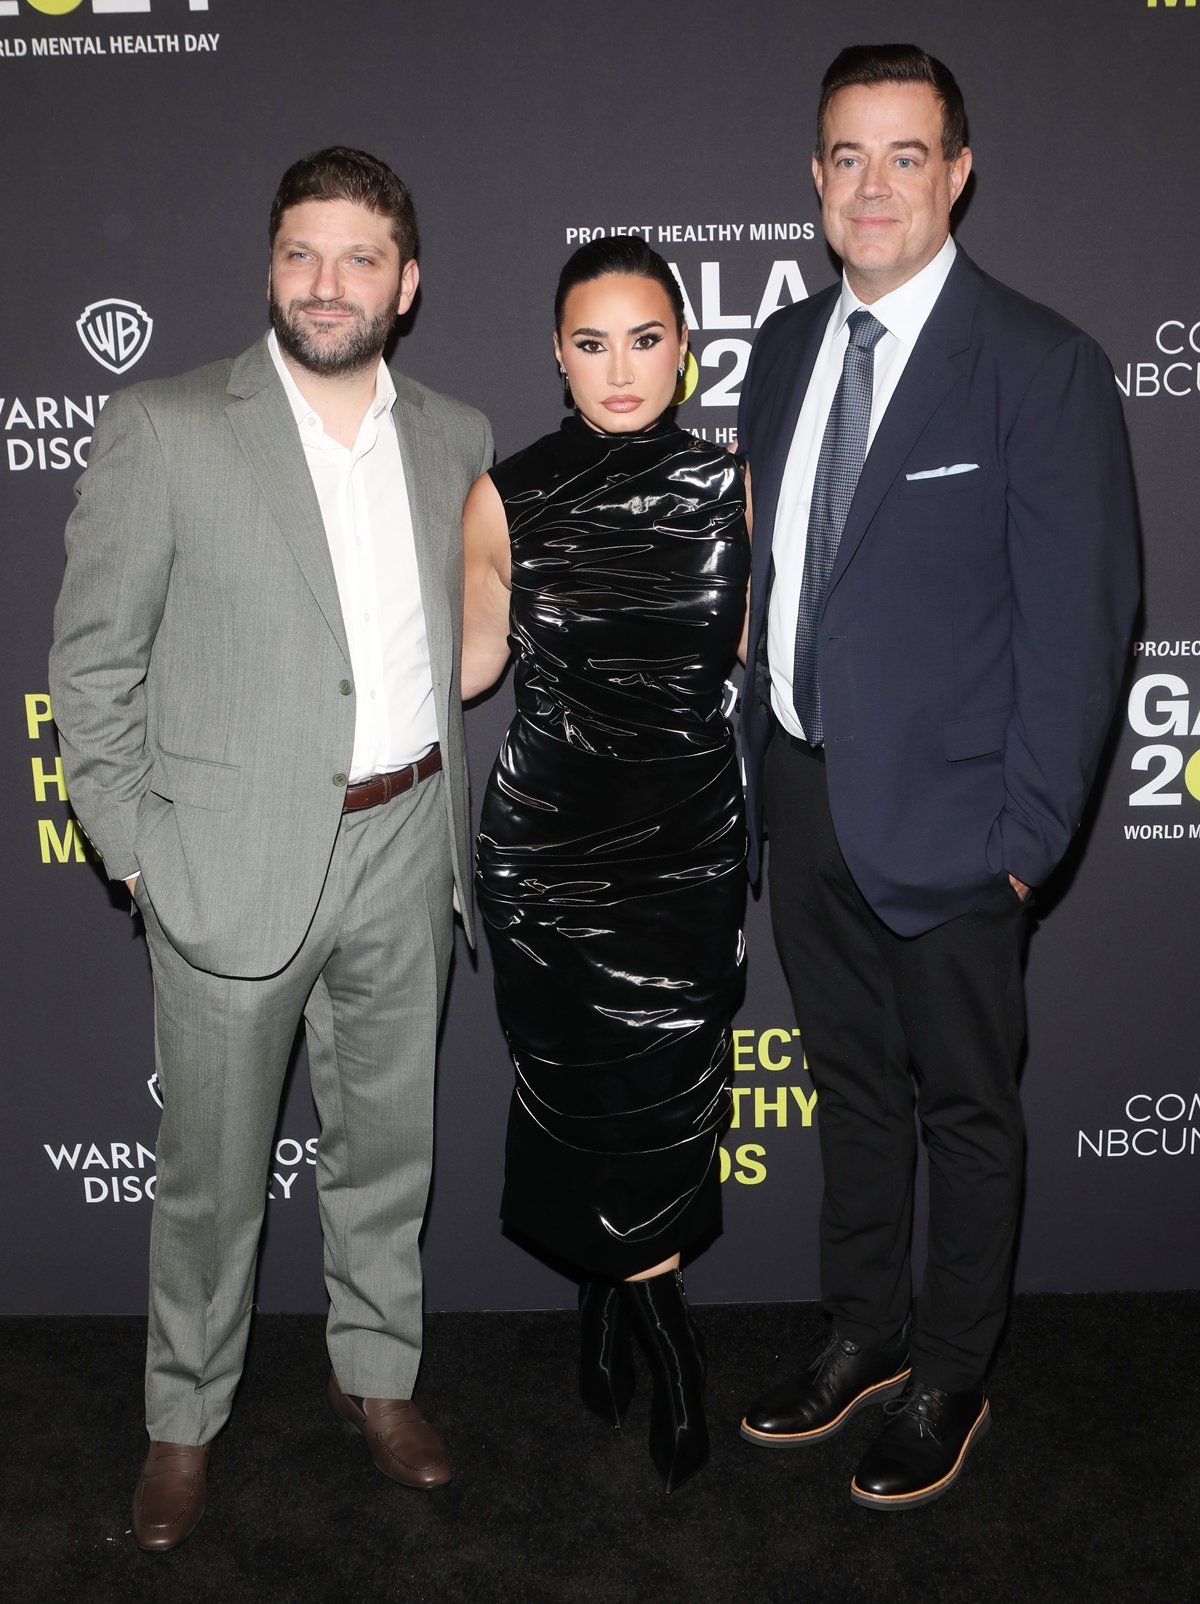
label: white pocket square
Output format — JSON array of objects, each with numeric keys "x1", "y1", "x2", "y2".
[{"x1": 905, "y1": 463, "x2": 979, "y2": 480}]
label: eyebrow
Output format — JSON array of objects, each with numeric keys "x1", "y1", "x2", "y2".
[
  {"x1": 829, "y1": 138, "x2": 931, "y2": 157},
  {"x1": 277, "y1": 237, "x2": 384, "y2": 253},
  {"x1": 570, "y1": 320, "x2": 668, "y2": 337}
]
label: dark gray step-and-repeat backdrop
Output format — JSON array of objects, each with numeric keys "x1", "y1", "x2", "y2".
[{"x1": 3, "y1": 0, "x2": 1197, "y2": 1317}]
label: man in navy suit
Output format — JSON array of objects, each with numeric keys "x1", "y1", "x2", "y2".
[{"x1": 736, "y1": 45, "x2": 1138, "y2": 1508}]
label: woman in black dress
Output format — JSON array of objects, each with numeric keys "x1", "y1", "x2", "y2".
[{"x1": 462, "y1": 238, "x2": 749, "y2": 1490}]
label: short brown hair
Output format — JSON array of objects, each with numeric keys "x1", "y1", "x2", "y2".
[
  {"x1": 269, "y1": 146, "x2": 419, "y2": 262},
  {"x1": 815, "y1": 45, "x2": 968, "y2": 162}
]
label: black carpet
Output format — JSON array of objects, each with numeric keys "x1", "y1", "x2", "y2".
[{"x1": 2, "y1": 1293, "x2": 1196, "y2": 1603}]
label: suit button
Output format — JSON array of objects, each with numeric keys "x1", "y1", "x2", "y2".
[
  {"x1": 338, "y1": 679, "x2": 353, "y2": 696},
  {"x1": 332, "y1": 772, "x2": 348, "y2": 787}
]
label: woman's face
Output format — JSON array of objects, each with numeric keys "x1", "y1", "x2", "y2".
[{"x1": 554, "y1": 273, "x2": 687, "y2": 434}]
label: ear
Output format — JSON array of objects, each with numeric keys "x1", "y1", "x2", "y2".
[
  {"x1": 397, "y1": 258, "x2": 420, "y2": 316},
  {"x1": 948, "y1": 146, "x2": 973, "y2": 208},
  {"x1": 811, "y1": 153, "x2": 824, "y2": 199},
  {"x1": 552, "y1": 330, "x2": 564, "y2": 367},
  {"x1": 679, "y1": 321, "x2": 689, "y2": 362}
]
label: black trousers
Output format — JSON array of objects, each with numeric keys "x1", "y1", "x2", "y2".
[{"x1": 764, "y1": 731, "x2": 1031, "y2": 1391}]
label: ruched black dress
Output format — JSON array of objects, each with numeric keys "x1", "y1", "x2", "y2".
[{"x1": 476, "y1": 414, "x2": 750, "y2": 1277}]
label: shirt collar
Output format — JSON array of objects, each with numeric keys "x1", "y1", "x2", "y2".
[
  {"x1": 267, "y1": 329, "x2": 396, "y2": 435},
  {"x1": 834, "y1": 234, "x2": 957, "y2": 348}
]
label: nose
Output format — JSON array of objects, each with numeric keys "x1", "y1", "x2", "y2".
[
  {"x1": 311, "y1": 255, "x2": 344, "y2": 302},
  {"x1": 856, "y1": 157, "x2": 891, "y2": 200},
  {"x1": 607, "y1": 348, "x2": 634, "y2": 388}
]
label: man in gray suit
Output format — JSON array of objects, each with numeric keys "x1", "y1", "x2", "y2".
[{"x1": 49, "y1": 147, "x2": 492, "y2": 1551}]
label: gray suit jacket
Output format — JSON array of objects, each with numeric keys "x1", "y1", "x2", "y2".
[{"x1": 49, "y1": 335, "x2": 492, "y2": 977}]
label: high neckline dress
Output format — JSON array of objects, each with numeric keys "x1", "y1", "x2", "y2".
[{"x1": 477, "y1": 413, "x2": 750, "y2": 1277}]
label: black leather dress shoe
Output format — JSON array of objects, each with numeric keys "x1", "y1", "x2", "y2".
[
  {"x1": 851, "y1": 1379, "x2": 990, "y2": 1510},
  {"x1": 740, "y1": 1328, "x2": 910, "y2": 1446}
]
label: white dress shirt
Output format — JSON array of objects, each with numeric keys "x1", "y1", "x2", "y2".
[
  {"x1": 269, "y1": 332, "x2": 437, "y2": 781},
  {"x1": 767, "y1": 235, "x2": 958, "y2": 740}
]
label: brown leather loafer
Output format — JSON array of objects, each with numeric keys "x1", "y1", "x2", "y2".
[
  {"x1": 131, "y1": 1440, "x2": 209, "y2": 1552},
  {"x1": 328, "y1": 1373, "x2": 452, "y2": 1489}
]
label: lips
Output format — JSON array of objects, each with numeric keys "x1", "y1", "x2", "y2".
[
  {"x1": 297, "y1": 302, "x2": 360, "y2": 319},
  {"x1": 602, "y1": 396, "x2": 643, "y2": 412}
]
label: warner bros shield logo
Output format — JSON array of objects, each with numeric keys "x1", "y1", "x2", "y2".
[{"x1": 76, "y1": 298, "x2": 154, "y2": 376}]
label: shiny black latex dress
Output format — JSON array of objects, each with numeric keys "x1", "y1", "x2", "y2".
[{"x1": 477, "y1": 413, "x2": 750, "y2": 1277}]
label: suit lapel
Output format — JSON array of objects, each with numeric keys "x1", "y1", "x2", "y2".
[
  {"x1": 827, "y1": 251, "x2": 983, "y2": 595},
  {"x1": 391, "y1": 374, "x2": 453, "y2": 712},
  {"x1": 225, "y1": 338, "x2": 350, "y2": 663}
]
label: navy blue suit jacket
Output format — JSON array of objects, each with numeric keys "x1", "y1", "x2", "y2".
[{"x1": 738, "y1": 248, "x2": 1139, "y2": 936}]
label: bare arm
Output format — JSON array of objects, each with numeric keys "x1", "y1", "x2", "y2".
[
  {"x1": 461, "y1": 473, "x2": 513, "y2": 701},
  {"x1": 737, "y1": 464, "x2": 753, "y2": 666}
]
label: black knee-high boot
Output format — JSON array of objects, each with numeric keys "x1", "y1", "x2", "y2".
[
  {"x1": 621, "y1": 1268, "x2": 709, "y2": 1491},
  {"x1": 578, "y1": 1281, "x2": 636, "y2": 1428}
]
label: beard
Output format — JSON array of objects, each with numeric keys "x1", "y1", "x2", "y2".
[{"x1": 269, "y1": 291, "x2": 396, "y2": 377}]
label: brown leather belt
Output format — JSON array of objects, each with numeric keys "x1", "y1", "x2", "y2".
[{"x1": 342, "y1": 746, "x2": 442, "y2": 813}]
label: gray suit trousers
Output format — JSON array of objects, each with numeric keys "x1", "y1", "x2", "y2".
[{"x1": 137, "y1": 772, "x2": 452, "y2": 1445}]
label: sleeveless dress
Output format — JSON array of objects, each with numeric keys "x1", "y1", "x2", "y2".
[{"x1": 476, "y1": 413, "x2": 750, "y2": 1277}]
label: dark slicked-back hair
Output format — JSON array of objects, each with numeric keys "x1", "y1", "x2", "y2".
[
  {"x1": 554, "y1": 236, "x2": 686, "y2": 335},
  {"x1": 816, "y1": 44, "x2": 968, "y2": 162},
  {"x1": 269, "y1": 146, "x2": 419, "y2": 262}
]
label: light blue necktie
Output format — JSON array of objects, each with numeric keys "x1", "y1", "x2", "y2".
[{"x1": 792, "y1": 308, "x2": 886, "y2": 745}]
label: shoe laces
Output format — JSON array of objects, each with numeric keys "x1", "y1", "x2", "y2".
[
  {"x1": 806, "y1": 1331, "x2": 854, "y2": 1378},
  {"x1": 883, "y1": 1382, "x2": 947, "y2": 1439}
]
